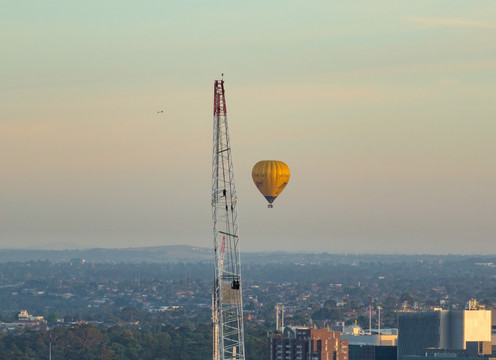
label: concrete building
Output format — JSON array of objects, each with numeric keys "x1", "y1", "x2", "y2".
[
  {"x1": 342, "y1": 325, "x2": 397, "y2": 360},
  {"x1": 0, "y1": 310, "x2": 47, "y2": 333},
  {"x1": 398, "y1": 303, "x2": 491, "y2": 360},
  {"x1": 17, "y1": 309, "x2": 44, "y2": 322},
  {"x1": 268, "y1": 327, "x2": 349, "y2": 360}
]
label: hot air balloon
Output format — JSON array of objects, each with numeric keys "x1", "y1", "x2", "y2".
[{"x1": 252, "y1": 160, "x2": 290, "y2": 208}]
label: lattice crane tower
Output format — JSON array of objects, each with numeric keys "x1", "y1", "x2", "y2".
[{"x1": 211, "y1": 77, "x2": 245, "y2": 360}]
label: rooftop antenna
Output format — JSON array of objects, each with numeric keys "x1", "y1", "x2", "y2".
[
  {"x1": 377, "y1": 305, "x2": 382, "y2": 345},
  {"x1": 369, "y1": 305, "x2": 372, "y2": 335}
]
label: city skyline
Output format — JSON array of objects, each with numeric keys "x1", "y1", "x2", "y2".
[{"x1": 1, "y1": 1, "x2": 495, "y2": 254}]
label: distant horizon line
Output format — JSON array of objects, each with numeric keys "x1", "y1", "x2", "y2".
[{"x1": 0, "y1": 245, "x2": 494, "y2": 257}]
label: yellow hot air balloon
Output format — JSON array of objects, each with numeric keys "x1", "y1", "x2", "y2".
[{"x1": 252, "y1": 160, "x2": 290, "y2": 208}]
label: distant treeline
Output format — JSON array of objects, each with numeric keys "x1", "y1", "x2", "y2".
[{"x1": 0, "y1": 322, "x2": 266, "y2": 360}]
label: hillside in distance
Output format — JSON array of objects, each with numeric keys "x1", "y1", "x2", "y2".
[
  {"x1": 0, "y1": 245, "x2": 211, "y2": 263},
  {"x1": 0, "y1": 244, "x2": 487, "y2": 264}
]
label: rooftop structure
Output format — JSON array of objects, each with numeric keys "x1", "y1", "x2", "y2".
[{"x1": 341, "y1": 325, "x2": 397, "y2": 346}]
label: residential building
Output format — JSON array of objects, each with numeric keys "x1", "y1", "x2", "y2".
[{"x1": 268, "y1": 327, "x2": 349, "y2": 360}]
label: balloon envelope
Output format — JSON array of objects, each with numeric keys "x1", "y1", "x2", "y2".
[{"x1": 252, "y1": 160, "x2": 290, "y2": 207}]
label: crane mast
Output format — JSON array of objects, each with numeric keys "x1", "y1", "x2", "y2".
[{"x1": 211, "y1": 78, "x2": 245, "y2": 360}]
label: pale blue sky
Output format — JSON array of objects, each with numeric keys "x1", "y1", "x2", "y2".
[{"x1": 1, "y1": 1, "x2": 495, "y2": 253}]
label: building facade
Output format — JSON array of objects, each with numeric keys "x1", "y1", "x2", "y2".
[
  {"x1": 268, "y1": 328, "x2": 349, "y2": 360},
  {"x1": 349, "y1": 344, "x2": 397, "y2": 360},
  {"x1": 398, "y1": 307, "x2": 491, "y2": 360}
]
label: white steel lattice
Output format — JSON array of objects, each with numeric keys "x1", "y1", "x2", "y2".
[{"x1": 211, "y1": 79, "x2": 245, "y2": 360}]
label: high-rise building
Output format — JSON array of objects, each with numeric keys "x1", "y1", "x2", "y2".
[
  {"x1": 398, "y1": 304, "x2": 491, "y2": 360},
  {"x1": 268, "y1": 327, "x2": 349, "y2": 360}
]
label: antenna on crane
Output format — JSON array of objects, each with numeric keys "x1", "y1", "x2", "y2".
[{"x1": 211, "y1": 76, "x2": 245, "y2": 360}]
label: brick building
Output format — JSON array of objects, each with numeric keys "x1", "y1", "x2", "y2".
[{"x1": 268, "y1": 327, "x2": 349, "y2": 360}]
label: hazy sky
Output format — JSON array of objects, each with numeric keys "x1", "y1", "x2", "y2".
[{"x1": 1, "y1": 1, "x2": 495, "y2": 254}]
